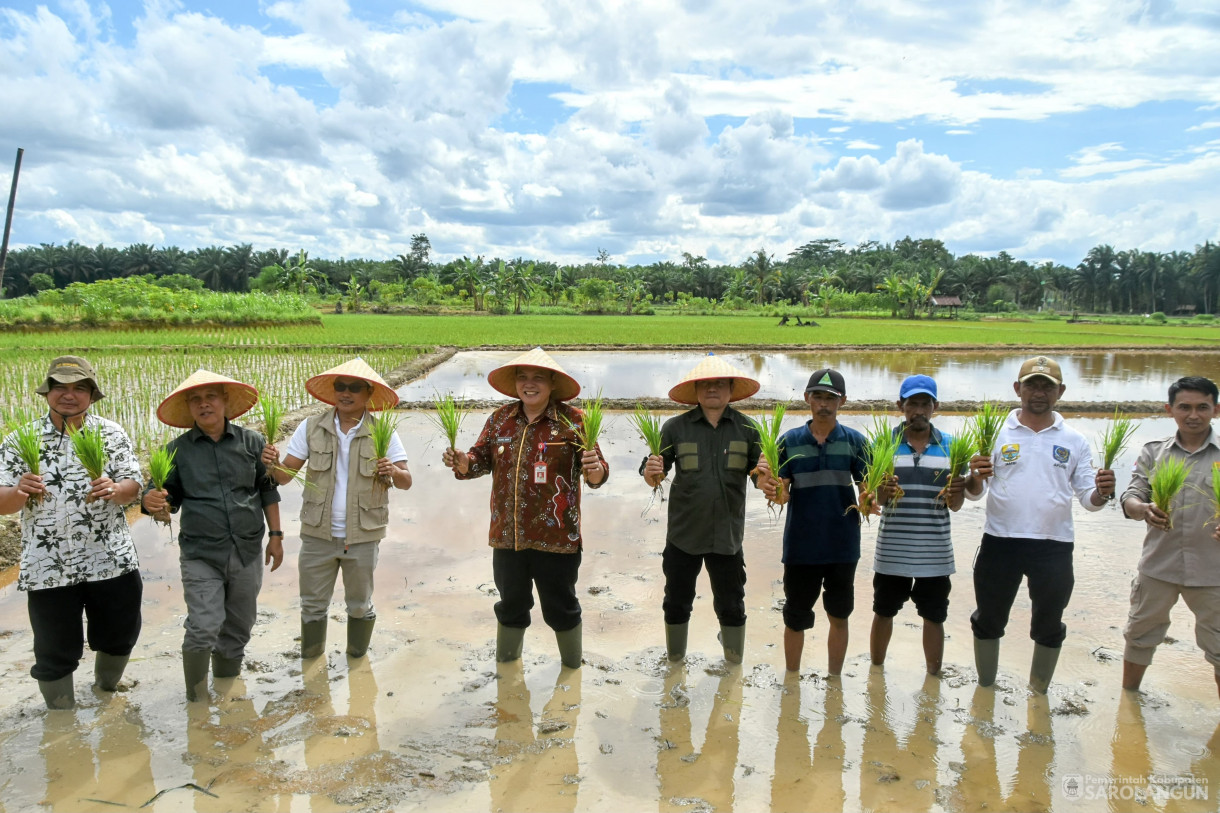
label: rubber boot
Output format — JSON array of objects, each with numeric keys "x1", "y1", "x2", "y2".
[
  {"x1": 974, "y1": 637, "x2": 1000, "y2": 688},
  {"x1": 718, "y1": 624, "x2": 746, "y2": 664},
  {"x1": 496, "y1": 623, "x2": 525, "y2": 663},
  {"x1": 665, "y1": 623, "x2": 689, "y2": 662},
  {"x1": 211, "y1": 652, "x2": 242, "y2": 679},
  {"x1": 1029, "y1": 643, "x2": 1061, "y2": 694},
  {"x1": 346, "y1": 616, "x2": 376, "y2": 658},
  {"x1": 93, "y1": 652, "x2": 129, "y2": 692},
  {"x1": 38, "y1": 676, "x2": 75, "y2": 710},
  {"x1": 555, "y1": 623, "x2": 583, "y2": 669},
  {"x1": 182, "y1": 649, "x2": 211, "y2": 702},
  {"x1": 301, "y1": 618, "x2": 327, "y2": 659}
]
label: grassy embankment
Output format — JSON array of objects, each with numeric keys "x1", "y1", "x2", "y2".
[{"x1": 2, "y1": 313, "x2": 1219, "y2": 349}]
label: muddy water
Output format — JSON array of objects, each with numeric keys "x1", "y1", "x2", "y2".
[
  {"x1": 0, "y1": 412, "x2": 1217, "y2": 812},
  {"x1": 397, "y1": 349, "x2": 1220, "y2": 404}
]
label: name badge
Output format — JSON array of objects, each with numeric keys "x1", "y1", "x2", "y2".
[{"x1": 534, "y1": 463, "x2": 548, "y2": 483}]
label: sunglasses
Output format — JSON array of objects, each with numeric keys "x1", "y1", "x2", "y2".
[{"x1": 332, "y1": 380, "x2": 369, "y2": 393}]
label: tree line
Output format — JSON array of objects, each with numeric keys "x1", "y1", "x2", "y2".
[{"x1": 3, "y1": 235, "x2": 1220, "y2": 316}]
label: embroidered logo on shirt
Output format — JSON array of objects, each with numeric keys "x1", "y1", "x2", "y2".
[
  {"x1": 1052, "y1": 445, "x2": 1070, "y2": 463},
  {"x1": 1001, "y1": 443, "x2": 1020, "y2": 463}
]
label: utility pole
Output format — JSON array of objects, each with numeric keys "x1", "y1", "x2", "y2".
[{"x1": 0, "y1": 147, "x2": 24, "y2": 298}]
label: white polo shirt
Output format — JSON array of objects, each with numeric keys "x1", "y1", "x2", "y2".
[
  {"x1": 968, "y1": 409, "x2": 1102, "y2": 542},
  {"x1": 285, "y1": 413, "x2": 408, "y2": 538}
]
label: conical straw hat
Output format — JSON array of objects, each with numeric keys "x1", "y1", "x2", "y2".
[
  {"x1": 157, "y1": 369, "x2": 260, "y2": 428},
  {"x1": 668, "y1": 354, "x2": 761, "y2": 405},
  {"x1": 486, "y1": 347, "x2": 581, "y2": 402},
  {"x1": 305, "y1": 357, "x2": 399, "y2": 411}
]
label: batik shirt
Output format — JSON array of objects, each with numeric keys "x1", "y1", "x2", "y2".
[
  {"x1": 0, "y1": 413, "x2": 142, "y2": 591},
  {"x1": 457, "y1": 400, "x2": 608, "y2": 554}
]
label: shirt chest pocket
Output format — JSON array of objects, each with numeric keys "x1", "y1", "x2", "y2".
[
  {"x1": 677, "y1": 442, "x2": 700, "y2": 473},
  {"x1": 726, "y1": 440, "x2": 749, "y2": 472},
  {"x1": 308, "y1": 438, "x2": 334, "y2": 472}
]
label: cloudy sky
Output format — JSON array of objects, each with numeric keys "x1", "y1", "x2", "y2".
[{"x1": 2, "y1": 0, "x2": 1219, "y2": 268}]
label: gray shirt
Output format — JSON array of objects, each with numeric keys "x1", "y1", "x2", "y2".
[
  {"x1": 1121, "y1": 429, "x2": 1220, "y2": 587},
  {"x1": 157, "y1": 420, "x2": 279, "y2": 571}
]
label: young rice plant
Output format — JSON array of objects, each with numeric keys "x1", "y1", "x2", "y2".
[
  {"x1": 68, "y1": 422, "x2": 108, "y2": 502},
  {"x1": 937, "y1": 426, "x2": 977, "y2": 505},
  {"x1": 369, "y1": 410, "x2": 400, "y2": 492},
  {"x1": 148, "y1": 444, "x2": 176, "y2": 527},
  {"x1": 1148, "y1": 456, "x2": 1191, "y2": 530},
  {"x1": 856, "y1": 416, "x2": 902, "y2": 519},
  {"x1": 1098, "y1": 408, "x2": 1140, "y2": 470},
  {"x1": 748, "y1": 403, "x2": 789, "y2": 515},
  {"x1": 567, "y1": 391, "x2": 606, "y2": 454},
  {"x1": 7, "y1": 409, "x2": 44, "y2": 507},
  {"x1": 628, "y1": 404, "x2": 667, "y2": 514},
  {"x1": 429, "y1": 392, "x2": 469, "y2": 450},
  {"x1": 971, "y1": 401, "x2": 1006, "y2": 457}
]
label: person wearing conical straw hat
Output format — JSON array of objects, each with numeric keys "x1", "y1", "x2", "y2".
[
  {"x1": 0, "y1": 356, "x2": 144, "y2": 710},
  {"x1": 263, "y1": 358, "x2": 410, "y2": 661},
  {"x1": 142, "y1": 370, "x2": 284, "y2": 702},
  {"x1": 641, "y1": 353, "x2": 763, "y2": 664},
  {"x1": 442, "y1": 347, "x2": 608, "y2": 670}
]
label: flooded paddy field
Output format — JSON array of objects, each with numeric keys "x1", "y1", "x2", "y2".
[
  {"x1": 0, "y1": 406, "x2": 1217, "y2": 813},
  {"x1": 2, "y1": 348, "x2": 1220, "y2": 812}
]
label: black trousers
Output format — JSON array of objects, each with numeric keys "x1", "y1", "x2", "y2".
[
  {"x1": 26, "y1": 569, "x2": 143, "y2": 681},
  {"x1": 970, "y1": 534, "x2": 1074, "y2": 648},
  {"x1": 492, "y1": 548, "x2": 582, "y2": 632},
  {"x1": 662, "y1": 543, "x2": 747, "y2": 626}
]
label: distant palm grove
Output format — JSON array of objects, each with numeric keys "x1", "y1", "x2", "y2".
[{"x1": 3, "y1": 235, "x2": 1219, "y2": 318}]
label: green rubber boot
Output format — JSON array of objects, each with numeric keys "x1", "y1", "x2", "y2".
[
  {"x1": 301, "y1": 618, "x2": 328, "y2": 659},
  {"x1": 665, "y1": 623, "x2": 689, "y2": 662},
  {"x1": 1029, "y1": 643, "x2": 1061, "y2": 695},
  {"x1": 974, "y1": 637, "x2": 1000, "y2": 688},
  {"x1": 38, "y1": 675, "x2": 75, "y2": 710},
  {"x1": 183, "y1": 649, "x2": 211, "y2": 702},
  {"x1": 718, "y1": 624, "x2": 746, "y2": 664},
  {"x1": 497, "y1": 623, "x2": 525, "y2": 663},
  {"x1": 555, "y1": 623, "x2": 583, "y2": 669},
  {"x1": 93, "y1": 652, "x2": 129, "y2": 692},
  {"x1": 211, "y1": 652, "x2": 242, "y2": 679},
  {"x1": 346, "y1": 616, "x2": 376, "y2": 658}
]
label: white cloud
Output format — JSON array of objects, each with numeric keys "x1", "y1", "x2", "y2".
[{"x1": 0, "y1": 0, "x2": 1217, "y2": 269}]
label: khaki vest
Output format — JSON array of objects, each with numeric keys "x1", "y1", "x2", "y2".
[{"x1": 299, "y1": 410, "x2": 389, "y2": 544}]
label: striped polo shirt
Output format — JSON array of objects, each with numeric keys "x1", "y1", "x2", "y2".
[
  {"x1": 778, "y1": 421, "x2": 868, "y2": 565},
  {"x1": 874, "y1": 424, "x2": 958, "y2": 578}
]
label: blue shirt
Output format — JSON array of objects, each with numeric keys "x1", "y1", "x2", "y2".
[
  {"x1": 778, "y1": 421, "x2": 867, "y2": 565},
  {"x1": 875, "y1": 424, "x2": 957, "y2": 578}
]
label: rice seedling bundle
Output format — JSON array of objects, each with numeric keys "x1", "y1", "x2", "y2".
[
  {"x1": 369, "y1": 410, "x2": 400, "y2": 492},
  {"x1": 1148, "y1": 456, "x2": 1191, "y2": 530},
  {"x1": 857, "y1": 417, "x2": 902, "y2": 517},
  {"x1": 68, "y1": 423, "x2": 108, "y2": 502},
  {"x1": 429, "y1": 392, "x2": 469, "y2": 450},
  {"x1": 148, "y1": 444, "x2": 176, "y2": 526},
  {"x1": 256, "y1": 395, "x2": 285, "y2": 444},
  {"x1": 567, "y1": 391, "x2": 606, "y2": 453},
  {"x1": 629, "y1": 404, "x2": 668, "y2": 514},
  {"x1": 971, "y1": 401, "x2": 1006, "y2": 457},
  {"x1": 1211, "y1": 462, "x2": 1220, "y2": 525},
  {"x1": 937, "y1": 426, "x2": 978, "y2": 504},
  {"x1": 1097, "y1": 409, "x2": 1139, "y2": 470},
  {"x1": 7, "y1": 409, "x2": 44, "y2": 506},
  {"x1": 748, "y1": 403, "x2": 788, "y2": 506}
]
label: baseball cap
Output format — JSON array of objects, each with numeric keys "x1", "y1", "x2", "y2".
[
  {"x1": 35, "y1": 355, "x2": 106, "y2": 402},
  {"x1": 899, "y1": 374, "x2": 938, "y2": 400},
  {"x1": 805, "y1": 368, "x2": 845, "y2": 397},
  {"x1": 1018, "y1": 356, "x2": 1063, "y2": 386}
]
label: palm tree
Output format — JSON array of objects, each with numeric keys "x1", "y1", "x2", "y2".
[
  {"x1": 743, "y1": 248, "x2": 775, "y2": 305},
  {"x1": 122, "y1": 243, "x2": 159, "y2": 278},
  {"x1": 225, "y1": 243, "x2": 256, "y2": 292},
  {"x1": 191, "y1": 246, "x2": 228, "y2": 291},
  {"x1": 450, "y1": 256, "x2": 485, "y2": 309}
]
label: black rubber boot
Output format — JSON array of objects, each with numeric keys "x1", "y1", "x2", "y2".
[
  {"x1": 93, "y1": 652, "x2": 129, "y2": 692},
  {"x1": 38, "y1": 675, "x2": 75, "y2": 710},
  {"x1": 555, "y1": 623, "x2": 582, "y2": 669},
  {"x1": 346, "y1": 616, "x2": 376, "y2": 658},
  {"x1": 183, "y1": 649, "x2": 211, "y2": 702},
  {"x1": 974, "y1": 637, "x2": 1000, "y2": 688},
  {"x1": 665, "y1": 623, "x2": 689, "y2": 662},
  {"x1": 211, "y1": 652, "x2": 242, "y2": 679},
  {"x1": 301, "y1": 618, "x2": 328, "y2": 659},
  {"x1": 497, "y1": 623, "x2": 525, "y2": 663}
]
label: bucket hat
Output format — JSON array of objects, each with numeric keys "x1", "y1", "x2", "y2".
[{"x1": 36, "y1": 355, "x2": 105, "y2": 402}]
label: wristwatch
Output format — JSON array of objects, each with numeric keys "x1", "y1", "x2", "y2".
[{"x1": 268, "y1": 530, "x2": 284, "y2": 537}]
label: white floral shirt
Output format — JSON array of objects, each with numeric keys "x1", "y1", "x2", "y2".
[{"x1": 0, "y1": 413, "x2": 142, "y2": 591}]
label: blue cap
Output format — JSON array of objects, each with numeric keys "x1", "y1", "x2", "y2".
[{"x1": 899, "y1": 374, "x2": 937, "y2": 400}]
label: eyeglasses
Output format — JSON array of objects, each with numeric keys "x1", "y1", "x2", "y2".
[{"x1": 332, "y1": 381, "x2": 369, "y2": 393}]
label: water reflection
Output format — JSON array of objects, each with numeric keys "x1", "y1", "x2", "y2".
[
  {"x1": 398, "y1": 350, "x2": 1220, "y2": 403},
  {"x1": 657, "y1": 666, "x2": 742, "y2": 812},
  {"x1": 489, "y1": 664, "x2": 581, "y2": 813},
  {"x1": 770, "y1": 675, "x2": 846, "y2": 813},
  {"x1": 39, "y1": 698, "x2": 157, "y2": 810},
  {"x1": 858, "y1": 669, "x2": 940, "y2": 812}
]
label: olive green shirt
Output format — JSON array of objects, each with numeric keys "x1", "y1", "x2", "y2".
[{"x1": 644, "y1": 405, "x2": 762, "y2": 556}]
